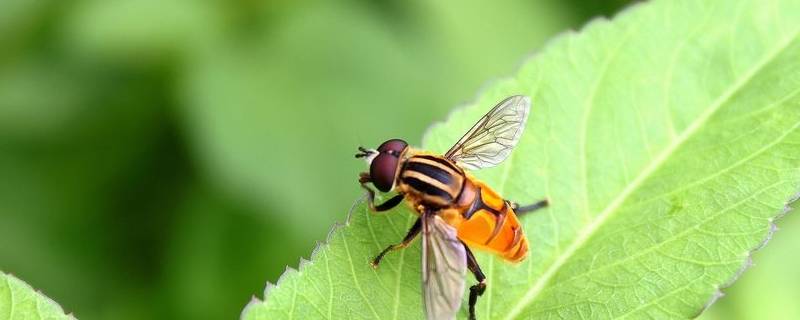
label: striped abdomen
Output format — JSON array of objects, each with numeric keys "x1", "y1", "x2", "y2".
[
  {"x1": 398, "y1": 155, "x2": 465, "y2": 208},
  {"x1": 455, "y1": 179, "x2": 528, "y2": 262}
]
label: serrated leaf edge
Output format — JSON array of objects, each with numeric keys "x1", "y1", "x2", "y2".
[
  {"x1": 693, "y1": 191, "x2": 800, "y2": 318},
  {"x1": 240, "y1": 194, "x2": 367, "y2": 319}
]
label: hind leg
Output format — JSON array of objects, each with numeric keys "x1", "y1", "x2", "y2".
[
  {"x1": 511, "y1": 199, "x2": 549, "y2": 216},
  {"x1": 464, "y1": 244, "x2": 486, "y2": 320}
]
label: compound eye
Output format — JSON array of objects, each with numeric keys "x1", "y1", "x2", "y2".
[
  {"x1": 378, "y1": 139, "x2": 408, "y2": 155},
  {"x1": 370, "y1": 153, "x2": 399, "y2": 192}
]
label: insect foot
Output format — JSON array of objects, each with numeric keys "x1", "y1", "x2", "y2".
[
  {"x1": 468, "y1": 280, "x2": 487, "y2": 320},
  {"x1": 369, "y1": 258, "x2": 381, "y2": 269}
]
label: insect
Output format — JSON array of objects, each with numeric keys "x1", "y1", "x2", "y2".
[{"x1": 355, "y1": 95, "x2": 548, "y2": 320}]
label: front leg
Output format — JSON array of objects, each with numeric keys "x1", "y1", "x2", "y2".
[
  {"x1": 359, "y1": 172, "x2": 371, "y2": 184},
  {"x1": 360, "y1": 176, "x2": 404, "y2": 212}
]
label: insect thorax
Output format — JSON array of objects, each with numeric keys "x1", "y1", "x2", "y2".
[{"x1": 398, "y1": 154, "x2": 465, "y2": 209}]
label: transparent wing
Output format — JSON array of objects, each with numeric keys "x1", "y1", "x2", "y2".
[
  {"x1": 444, "y1": 95, "x2": 531, "y2": 170},
  {"x1": 421, "y1": 212, "x2": 467, "y2": 320}
]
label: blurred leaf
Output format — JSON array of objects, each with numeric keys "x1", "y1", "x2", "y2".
[
  {"x1": 0, "y1": 56, "x2": 175, "y2": 319},
  {"x1": 62, "y1": 0, "x2": 222, "y2": 61},
  {"x1": 405, "y1": 0, "x2": 573, "y2": 84},
  {"x1": 242, "y1": 0, "x2": 800, "y2": 318},
  {"x1": 562, "y1": 0, "x2": 634, "y2": 21},
  {"x1": 0, "y1": 272, "x2": 74, "y2": 319},
  {"x1": 160, "y1": 186, "x2": 310, "y2": 320},
  {"x1": 0, "y1": 0, "x2": 48, "y2": 62},
  {"x1": 0, "y1": 60, "x2": 90, "y2": 139},
  {"x1": 179, "y1": 0, "x2": 581, "y2": 239}
]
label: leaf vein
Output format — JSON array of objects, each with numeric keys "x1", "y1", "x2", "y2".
[
  {"x1": 504, "y1": 24, "x2": 800, "y2": 320},
  {"x1": 341, "y1": 227, "x2": 381, "y2": 319}
]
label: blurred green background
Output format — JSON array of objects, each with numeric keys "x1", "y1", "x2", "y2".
[{"x1": 0, "y1": 1, "x2": 796, "y2": 319}]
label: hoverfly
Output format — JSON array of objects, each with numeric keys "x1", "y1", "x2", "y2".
[{"x1": 355, "y1": 95, "x2": 548, "y2": 320}]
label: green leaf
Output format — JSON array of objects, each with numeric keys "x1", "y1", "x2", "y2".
[
  {"x1": 0, "y1": 272, "x2": 75, "y2": 320},
  {"x1": 242, "y1": 0, "x2": 800, "y2": 318},
  {"x1": 62, "y1": 0, "x2": 222, "y2": 60},
  {"x1": 697, "y1": 210, "x2": 800, "y2": 320}
]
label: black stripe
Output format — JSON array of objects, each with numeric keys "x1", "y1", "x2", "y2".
[
  {"x1": 405, "y1": 162, "x2": 454, "y2": 186},
  {"x1": 414, "y1": 155, "x2": 461, "y2": 173},
  {"x1": 463, "y1": 187, "x2": 503, "y2": 219},
  {"x1": 464, "y1": 188, "x2": 484, "y2": 219},
  {"x1": 402, "y1": 177, "x2": 453, "y2": 201}
]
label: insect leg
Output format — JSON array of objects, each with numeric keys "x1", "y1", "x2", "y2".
[
  {"x1": 370, "y1": 218, "x2": 421, "y2": 268},
  {"x1": 464, "y1": 244, "x2": 486, "y2": 320},
  {"x1": 358, "y1": 172, "x2": 371, "y2": 184},
  {"x1": 361, "y1": 183, "x2": 404, "y2": 212},
  {"x1": 512, "y1": 198, "x2": 549, "y2": 216},
  {"x1": 373, "y1": 194, "x2": 404, "y2": 212}
]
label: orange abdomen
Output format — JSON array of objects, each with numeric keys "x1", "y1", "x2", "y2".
[{"x1": 455, "y1": 181, "x2": 528, "y2": 262}]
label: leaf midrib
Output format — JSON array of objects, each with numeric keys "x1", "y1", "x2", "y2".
[{"x1": 503, "y1": 26, "x2": 800, "y2": 320}]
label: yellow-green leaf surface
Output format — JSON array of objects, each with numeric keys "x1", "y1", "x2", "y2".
[
  {"x1": 242, "y1": 0, "x2": 800, "y2": 318},
  {"x1": 0, "y1": 273, "x2": 74, "y2": 320}
]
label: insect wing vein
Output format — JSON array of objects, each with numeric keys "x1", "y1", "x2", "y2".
[
  {"x1": 422, "y1": 212, "x2": 467, "y2": 320},
  {"x1": 444, "y1": 95, "x2": 531, "y2": 170}
]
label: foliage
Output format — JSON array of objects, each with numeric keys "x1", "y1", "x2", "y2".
[
  {"x1": 3, "y1": 0, "x2": 800, "y2": 319},
  {"x1": 242, "y1": 0, "x2": 800, "y2": 318},
  {"x1": 0, "y1": 1, "x2": 587, "y2": 318}
]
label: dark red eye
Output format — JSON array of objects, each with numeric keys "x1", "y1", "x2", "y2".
[
  {"x1": 378, "y1": 139, "x2": 408, "y2": 155},
  {"x1": 370, "y1": 153, "x2": 399, "y2": 192}
]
